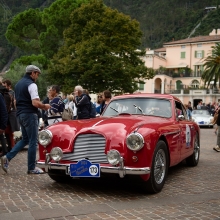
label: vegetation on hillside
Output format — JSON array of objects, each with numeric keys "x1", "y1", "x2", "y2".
[
  {"x1": 3, "y1": 0, "x2": 154, "y2": 96},
  {"x1": 1, "y1": 0, "x2": 220, "y2": 72}
]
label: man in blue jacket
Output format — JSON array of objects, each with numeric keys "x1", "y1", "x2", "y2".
[{"x1": 1, "y1": 65, "x2": 50, "y2": 174}]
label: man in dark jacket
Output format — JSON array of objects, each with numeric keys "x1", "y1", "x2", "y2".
[
  {"x1": 1, "y1": 65, "x2": 50, "y2": 174},
  {"x1": 0, "y1": 93, "x2": 8, "y2": 156},
  {"x1": 74, "y1": 85, "x2": 90, "y2": 119}
]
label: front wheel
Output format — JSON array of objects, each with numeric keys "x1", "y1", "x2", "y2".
[{"x1": 143, "y1": 140, "x2": 168, "y2": 193}]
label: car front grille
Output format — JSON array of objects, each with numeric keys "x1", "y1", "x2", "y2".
[{"x1": 61, "y1": 134, "x2": 108, "y2": 163}]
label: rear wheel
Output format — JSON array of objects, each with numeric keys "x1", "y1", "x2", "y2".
[
  {"x1": 144, "y1": 140, "x2": 168, "y2": 193},
  {"x1": 186, "y1": 133, "x2": 200, "y2": 166},
  {"x1": 48, "y1": 170, "x2": 72, "y2": 183}
]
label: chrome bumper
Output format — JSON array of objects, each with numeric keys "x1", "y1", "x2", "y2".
[{"x1": 36, "y1": 156, "x2": 150, "y2": 178}]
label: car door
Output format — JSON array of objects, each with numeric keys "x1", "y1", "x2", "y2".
[{"x1": 175, "y1": 101, "x2": 194, "y2": 159}]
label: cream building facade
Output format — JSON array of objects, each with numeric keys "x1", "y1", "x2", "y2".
[{"x1": 141, "y1": 29, "x2": 220, "y2": 108}]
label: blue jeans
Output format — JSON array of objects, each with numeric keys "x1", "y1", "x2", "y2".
[{"x1": 6, "y1": 113, "x2": 38, "y2": 171}]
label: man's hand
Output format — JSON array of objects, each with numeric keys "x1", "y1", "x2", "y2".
[
  {"x1": 44, "y1": 104, "x2": 50, "y2": 110},
  {"x1": 32, "y1": 99, "x2": 50, "y2": 110}
]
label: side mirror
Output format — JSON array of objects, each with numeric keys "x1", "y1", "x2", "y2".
[{"x1": 178, "y1": 115, "x2": 185, "y2": 120}]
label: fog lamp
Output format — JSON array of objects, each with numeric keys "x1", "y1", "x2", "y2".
[
  {"x1": 107, "y1": 150, "x2": 121, "y2": 165},
  {"x1": 50, "y1": 147, "x2": 63, "y2": 162}
]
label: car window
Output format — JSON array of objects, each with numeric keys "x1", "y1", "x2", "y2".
[
  {"x1": 175, "y1": 101, "x2": 187, "y2": 120},
  {"x1": 192, "y1": 110, "x2": 210, "y2": 115},
  {"x1": 102, "y1": 98, "x2": 172, "y2": 118}
]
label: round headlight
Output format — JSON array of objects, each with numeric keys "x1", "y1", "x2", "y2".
[
  {"x1": 107, "y1": 150, "x2": 121, "y2": 165},
  {"x1": 126, "y1": 132, "x2": 144, "y2": 151},
  {"x1": 50, "y1": 147, "x2": 63, "y2": 162},
  {"x1": 38, "y1": 130, "x2": 53, "y2": 146}
]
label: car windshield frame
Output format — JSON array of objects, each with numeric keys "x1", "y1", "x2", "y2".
[
  {"x1": 192, "y1": 110, "x2": 211, "y2": 116},
  {"x1": 102, "y1": 97, "x2": 172, "y2": 118}
]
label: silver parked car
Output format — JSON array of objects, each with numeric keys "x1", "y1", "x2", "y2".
[{"x1": 192, "y1": 109, "x2": 214, "y2": 128}]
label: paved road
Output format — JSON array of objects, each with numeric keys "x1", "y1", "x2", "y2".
[{"x1": 0, "y1": 127, "x2": 220, "y2": 220}]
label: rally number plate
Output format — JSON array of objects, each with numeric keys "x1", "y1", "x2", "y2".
[{"x1": 69, "y1": 159, "x2": 100, "y2": 177}]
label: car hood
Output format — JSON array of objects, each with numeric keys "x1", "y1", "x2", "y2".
[
  {"x1": 193, "y1": 115, "x2": 212, "y2": 121},
  {"x1": 46, "y1": 115, "x2": 168, "y2": 152}
]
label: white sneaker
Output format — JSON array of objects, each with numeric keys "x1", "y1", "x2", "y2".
[
  {"x1": 213, "y1": 145, "x2": 220, "y2": 152},
  {"x1": 1, "y1": 155, "x2": 9, "y2": 173}
]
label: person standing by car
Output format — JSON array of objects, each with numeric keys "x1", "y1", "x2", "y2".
[
  {"x1": 0, "y1": 92, "x2": 8, "y2": 156},
  {"x1": 213, "y1": 106, "x2": 220, "y2": 152},
  {"x1": 100, "y1": 90, "x2": 112, "y2": 114},
  {"x1": 47, "y1": 85, "x2": 65, "y2": 126},
  {"x1": 1, "y1": 79, "x2": 20, "y2": 152},
  {"x1": 188, "y1": 101, "x2": 193, "y2": 112},
  {"x1": 1, "y1": 65, "x2": 50, "y2": 174},
  {"x1": 74, "y1": 85, "x2": 91, "y2": 119},
  {"x1": 184, "y1": 104, "x2": 192, "y2": 120}
]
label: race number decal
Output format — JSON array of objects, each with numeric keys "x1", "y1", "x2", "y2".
[
  {"x1": 89, "y1": 165, "x2": 99, "y2": 176},
  {"x1": 186, "y1": 124, "x2": 191, "y2": 147}
]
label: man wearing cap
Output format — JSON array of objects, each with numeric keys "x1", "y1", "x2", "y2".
[{"x1": 1, "y1": 65, "x2": 50, "y2": 174}]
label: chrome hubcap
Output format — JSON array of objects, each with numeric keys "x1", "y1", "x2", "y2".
[{"x1": 154, "y1": 149, "x2": 166, "y2": 184}]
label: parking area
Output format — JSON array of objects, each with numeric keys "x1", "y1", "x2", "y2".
[{"x1": 0, "y1": 127, "x2": 220, "y2": 220}]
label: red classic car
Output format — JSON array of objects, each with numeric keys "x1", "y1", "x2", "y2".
[{"x1": 37, "y1": 93, "x2": 200, "y2": 193}]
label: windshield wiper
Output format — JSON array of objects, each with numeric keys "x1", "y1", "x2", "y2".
[
  {"x1": 110, "y1": 106, "x2": 119, "y2": 113},
  {"x1": 133, "y1": 104, "x2": 144, "y2": 114}
]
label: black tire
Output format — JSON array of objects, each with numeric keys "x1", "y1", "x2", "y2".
[
  {"x1": 144, "y1": 140, "x2": 168, "y2": 193},
  {"x1": 48, "y1": 170, "x2": 72, "y2": 183},
  {"x1": 186, "y1": 133, "x2": 200, "y2": 166}
]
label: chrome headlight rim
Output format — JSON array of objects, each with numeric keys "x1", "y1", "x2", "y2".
[
  {"x1": 38, "y1": 129, "x2": 53, "y2": 147},
  {"x1": 50, "y1": 147, "x2": 63, "y2": 162},
  {"x1": 106, "y1": 149, "x2": 121, "y2": 165},
  {"x1": 126, "y1": 132, "x2": 144, "y2": 151}
]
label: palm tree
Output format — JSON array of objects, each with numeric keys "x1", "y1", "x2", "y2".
[{"x1": 202, "y1": 42, "x2": 220, "y2": 88}]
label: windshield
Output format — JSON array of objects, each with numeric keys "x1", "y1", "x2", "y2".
[
  {"x1": 192, "y1": 110, "x2": 210, "y2": 115},
  {"x1": 102, "y1": 98, "x2": 172, "y2": 118}
]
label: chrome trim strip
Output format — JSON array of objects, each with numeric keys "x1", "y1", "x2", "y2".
[
  {"x1": 163, "y1": 130, "x2": 180, "y2": 136},
  {"x1": 36, "y1": 161, "x2": 151, "y2": 177},
  {"x1": 92, "y1": 120, "x2": 104, "y2": 127}
]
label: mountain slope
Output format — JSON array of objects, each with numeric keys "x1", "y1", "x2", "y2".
[{"x1": 1, "y1": 0, "x2": 220, "y2": 71}]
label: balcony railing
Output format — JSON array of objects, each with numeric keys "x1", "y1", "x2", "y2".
[
  {"x1": 155, "y1": 70, "x2": 202, "y2": 77},
  {"x1": 163, "y1": 88, "x2": 220, "y2": 94}
]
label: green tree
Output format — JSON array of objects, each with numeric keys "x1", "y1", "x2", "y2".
[
  {"x1": 5, "y1": 8, "x2": 45, "y2": 54},
  {"x1": 202, "y1": 43, "x2": 220, "y2": 88},
  {"x1": 48, "y1": 0, "x2": 154, "y2": 94},
  {"x1": 5, "y1": 0, "x2": 89, "y2": 58},
  {"x1": 40, "y1": 0, "x2": 89, "y2": 58},
  {"x1": 3, "y1": 60, "x2": 50, "y2": 99}
]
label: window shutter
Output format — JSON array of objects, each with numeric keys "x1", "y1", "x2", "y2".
[
  {"x1": 181, "y1": 52, "x2": 185, "y2": 58},
  {"x1": 139, "y1": 83, "x2": 144, "y2": 91},
  {"x1": 195, "y1": 51, "x2": 197, "y2": 58},
  {"x1": 202, "y1": 50, "x2": 204, "y2": 58}
]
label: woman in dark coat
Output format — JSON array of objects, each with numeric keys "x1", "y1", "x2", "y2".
[{"x1": 2, "y1": 79, "x2": 20, "y2": 151}]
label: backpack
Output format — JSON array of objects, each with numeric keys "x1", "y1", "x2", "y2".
[
  {"x1": 62, "y1": 107, "x2": 73, "y2": 121},
  {"x1": 89, "y1": 102, "x2": 96, "y2": 118},
  {"x1": 0, "y1": 85, "x2": 12, "y2": 113}
]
